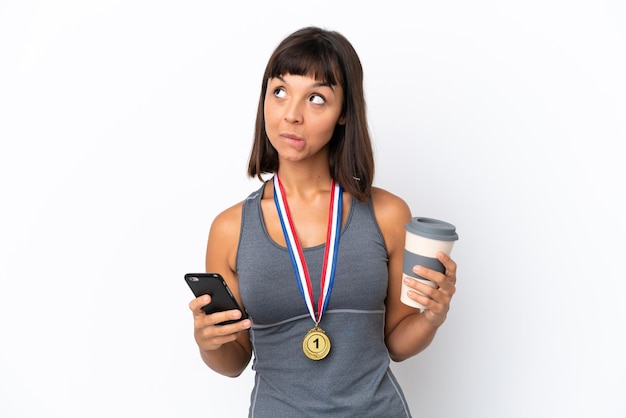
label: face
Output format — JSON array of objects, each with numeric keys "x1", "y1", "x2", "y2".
[{"x1": 264, "y1": 73, "x2": 345, "y2": 163}]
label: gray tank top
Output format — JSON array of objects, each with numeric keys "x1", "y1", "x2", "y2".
[{"x1": 237, "y1": 183, "x2": 412, "y2": 417}]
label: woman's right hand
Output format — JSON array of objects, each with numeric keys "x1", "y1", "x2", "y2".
[{"x1": 189, "y1": 295, "x2": 252, "y2": 352}]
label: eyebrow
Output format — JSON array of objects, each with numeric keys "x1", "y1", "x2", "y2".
[{"x1": 275, "y1": 75, "x2": 335, "y2": 91}]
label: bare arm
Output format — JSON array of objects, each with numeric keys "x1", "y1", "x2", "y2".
[
  {"x1": 189, "y1": 202, "x2": 253, "y2": 377},
  {"x1": 373, "y1": 188, "x2": 458, "y2": 362}
]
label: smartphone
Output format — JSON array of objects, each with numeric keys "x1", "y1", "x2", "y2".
[{"x1": 184, "y1": 273, "x2": 248, "y2": 325}]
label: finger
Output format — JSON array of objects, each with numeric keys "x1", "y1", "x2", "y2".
[
  {"x1": 406, "y1": 284, "x2": 444, "y2": 313},
  {"x1": 196, "y1": 325, "x2": 241, "y2": 351},
  {"x1": 408, "y1": 268, "x2": 454, "y2": 302},
  {"x1": 189, "y1": 295, "x2": 212, "y2": 316},
  {"x1": 404, "y1": 275, "x2": 436, "y2": 292},
  {"x1": 437, "y1": 252, "x2": 457, "y2": 280},
  {"x1": 201, "y1": 332, "x2": 239, "y2": 348},
  {"x1": 209, "y1": 309, "x2": 249, "y2": 326},
  {"x1": 405, "y1": 275, "x2": 445, "y2": 305},
  {"x1": 414, "y1": 282, "x2": 451, "y2": 311},
  {"x1": 198, "y1": 313, "x2": 251, "y2": 337},
  {"x1": 412, "y1": 265, "x2": 444, "y2": 285}
]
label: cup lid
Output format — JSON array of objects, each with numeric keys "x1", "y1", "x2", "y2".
[{"x1": 405, "y1": 217, "x2": 459, "y2": 241}]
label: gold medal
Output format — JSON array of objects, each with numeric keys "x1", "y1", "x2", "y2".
[
  {"x1": 274, "y1": 175, "x2": 342, "y2": 362},
  {"x1": 302, "y1": 326, "x2": 331, "y2": 360}
]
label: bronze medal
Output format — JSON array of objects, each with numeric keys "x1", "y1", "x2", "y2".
[{"x1": 302, "y1": 326, "x2": 331, "y2": 360}]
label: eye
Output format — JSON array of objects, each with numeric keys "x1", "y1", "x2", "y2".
[
  {"x1": 273, "y1": 87, "x2": 286, "y2": 98},
  {"x1": 309, "y1": 94, "x2": 326, "y2": 105}
]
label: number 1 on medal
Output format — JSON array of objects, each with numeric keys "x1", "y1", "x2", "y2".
[{"x1": 302, "y1": 327, "x2": 331, "y2": 360}]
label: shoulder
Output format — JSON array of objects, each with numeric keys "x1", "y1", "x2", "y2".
[
  {"x1": 206, "y1": 200, "x2": 245, "y2": 273},
  {"x1": 370, "y1": 187, "x2": 412, "y2": 252},
  {"x1": 210, "y1": 200, "x2": 244, "y2": 240},
  {"x1": 210, "y1": 185, "x2": 263, "y2": 238},
  {"x1": 370, "y1": 186, "x2": 411, "y2": 222}
]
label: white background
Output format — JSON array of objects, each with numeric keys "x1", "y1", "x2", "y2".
[{"x1": 1, "y1": 1, "x2": 625, "y2": 417}]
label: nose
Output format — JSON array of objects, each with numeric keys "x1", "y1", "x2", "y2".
[{"x1": 283, "y1": 100, "x2": 303, "y2": 124}]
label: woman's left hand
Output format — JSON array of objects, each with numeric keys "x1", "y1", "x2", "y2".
[{"x1": 404, "y1": 251, "x2": 457, "y2": 327}]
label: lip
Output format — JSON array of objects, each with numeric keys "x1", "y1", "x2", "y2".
[
  {"x1": 280, "y1": 132, "x2": 303, "y2": 141},
  {"x1": 280, "y1": 132, "x2": 305, "y2": 150}
]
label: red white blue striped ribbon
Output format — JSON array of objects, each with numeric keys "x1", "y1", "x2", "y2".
[{"x1": 273, "y1": 173, "x2": 343, "y2": 324}]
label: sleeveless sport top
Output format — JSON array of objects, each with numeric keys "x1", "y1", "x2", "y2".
[{"x1": 237, "y1": 182, "x2": 412, "y2": 417}]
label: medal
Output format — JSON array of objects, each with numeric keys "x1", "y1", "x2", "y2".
[
  {"x1": 273, "y1": 173, "x2": 342, "y2": 360},
  {"x1": 302, "y1": 326, "x2": 331, "y2": 360}
]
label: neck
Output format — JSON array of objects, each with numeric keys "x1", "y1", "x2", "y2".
[{"x1": 275, "y1": 165, "x2": 332, "y2": 199}]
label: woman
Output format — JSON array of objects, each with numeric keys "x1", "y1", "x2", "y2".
[{"x1": 189, "y1": 26, "x2": 458, "y2": 417}]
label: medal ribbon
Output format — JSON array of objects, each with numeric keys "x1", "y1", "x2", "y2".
[{"x1": 273, "y1": 173, "x2": 342, "y2": 325}]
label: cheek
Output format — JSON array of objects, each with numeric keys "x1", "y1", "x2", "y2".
[
  {"x1": 318, "y1": 115, "x2": 341, "y2": 137},
  {"x1": 264, "y1": 105, "x2": 282, "y2": 145},
  {"x1": 264, "y1": 96, "x2": 282, "y2": 119},
  {"x1": 264, "y1": 104, "x2": 278, "y2": 130}
]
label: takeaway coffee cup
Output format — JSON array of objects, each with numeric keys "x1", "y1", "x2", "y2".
[{"x1": 401, "y1": 217, "x2": 459, "y2": 310}]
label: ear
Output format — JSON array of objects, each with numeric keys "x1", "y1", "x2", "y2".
[{"x1": 338, "y1": 115, "x2": 346, "y2": 125}]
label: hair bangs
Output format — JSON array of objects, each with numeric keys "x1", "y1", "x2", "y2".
[{"x1": 268, "y1": 42, "x2": 342, "y2": 87}]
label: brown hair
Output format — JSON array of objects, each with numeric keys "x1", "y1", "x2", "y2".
[{"x1": 246, "y1": 26, "x2": 374, "y2": 201}]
